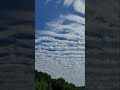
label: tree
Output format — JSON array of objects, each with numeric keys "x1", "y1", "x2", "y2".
[{"x1": 35, "y1": 70, "x2": 85, "y2": 90}]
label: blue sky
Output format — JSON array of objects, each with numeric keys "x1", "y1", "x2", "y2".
[
  {"x1": 35, "y1": 0, "x2": 85, "y2": 86},
  {"x1": 35, "y1": 0, "x2": 85, "y2": 30}
]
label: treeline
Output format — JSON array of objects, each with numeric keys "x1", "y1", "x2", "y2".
[{"x1": 35, "y1": 70, "x2": 85, "y2": 90}]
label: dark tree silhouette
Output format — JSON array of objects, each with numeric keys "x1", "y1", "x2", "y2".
[{"x1": 35, "y1": 70, "x2": 85, "y2": 90}]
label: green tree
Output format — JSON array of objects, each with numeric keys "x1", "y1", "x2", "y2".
[{"x1": 35, "y1": 70, "x2": 85, "y2": 90}]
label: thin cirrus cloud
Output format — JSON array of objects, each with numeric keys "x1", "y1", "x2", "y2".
[
  {"x1": 35, "y1": 0, "x2": 85, "y2": 86},
  {"x1": 46, "y1": 0, "x2": 85, "y2": 14},
  {"x1": 64, "y1": 0, "x2": 85, "y2": 14}
]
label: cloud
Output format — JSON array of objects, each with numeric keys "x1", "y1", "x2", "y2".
[
  {"x1": 46, "y1": 14, "x2": 85, "y2": 35},
  {"x1": 64, "y1": 0, "x2": 85, "y2": 14},
  {"x1": 63, "y1": 14, "x2": 85, "y2": 24},
  {"x1": 36, "y1": 0, "x2": 85, "y2": 86},
  {"x1": 64, "y1": 0, "x2": 74, "y2": 6},
  {"x1": 46, "y1": 0, "x2": 85, "y2": 14},
  {"x1": 46, "y1": 0, "x2": 52, "y2": 3},
  {"x1": 35, "y1": 13, "x2": 85, "y2": 86}
]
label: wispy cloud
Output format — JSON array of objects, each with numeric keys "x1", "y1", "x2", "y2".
[
  {"x1": 64, "y1": 0, "x2": 85, "y2": 14},
  {"x1": 36, "y1": 0, "x2": 85, "y2": 86},
  {"x1": 35, "y1": 14, "x2": 85, "y2": 86},
  {"x1": 46, "y1": 0, "x2": 85, "y2": 14}
]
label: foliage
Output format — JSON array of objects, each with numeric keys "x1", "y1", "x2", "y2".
[{"x1": 35, "y1": 70, "x2": 85, "y2": 90}]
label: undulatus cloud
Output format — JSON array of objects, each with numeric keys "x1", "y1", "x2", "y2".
[{"x1": 35, "y1": 0, "x2": 85, "y2": 86}]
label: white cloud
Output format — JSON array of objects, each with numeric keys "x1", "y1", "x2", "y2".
[
  {"x1": 46, "y1": 0, "x2": 85, "y2": 14},
  {"x1": 64, "y1": 0, "x2": 74, "y2": 6},
  {"x1": 46, "y1": 0, "x2": 52, "y2": 3},
  {"x1": 46, "y1": 14, "x2": 85, "y2": 35},
  {"x1": 63, "y1": 14, "x2": 85, "y2": 24},
  {"x1": 64, "y1": 0, "x2": 85, "y2": 14},
  {"x1": 36, "y1": 0, "x2": 85, "y2": 86},
  {"x1": 35, "y1": 14, "x2": 85, "y2": 86}
]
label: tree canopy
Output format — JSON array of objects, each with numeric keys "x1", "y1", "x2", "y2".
[{"x1": 35, "y1": 70, "x2": 85, "y2": 90}]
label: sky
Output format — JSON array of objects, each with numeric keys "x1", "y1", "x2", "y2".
[{"x1": 35, "y1": 0, "x2": 85, "y2": 86}]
